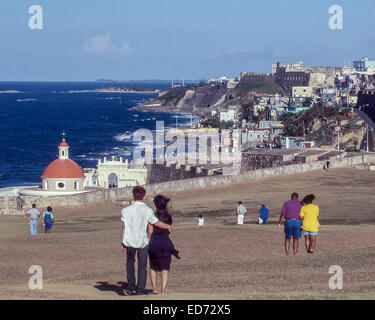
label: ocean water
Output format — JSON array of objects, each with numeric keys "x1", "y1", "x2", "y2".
[{"x1": 0, "y1": 82, "x2": 194, "y2": 188}]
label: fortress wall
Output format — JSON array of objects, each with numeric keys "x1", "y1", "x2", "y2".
[
  {"x1": 239, "y1": 72, "x2": 275, "y2": 84},
  {"x1": 2, "y1": 154, "x2": 374, "y2": 215},
  {"x1": 111, "y1": 153, "x2": 375, "y2": 199},
  {"x1": 147, "y1": 163, "x2": 209, "y2": 184},
  {"x1": 15, "y1": 188, "x2": 114, "y2": 215},
  {"x1": 135, "y1": 153, "x2": 375, "y2": 196},
  {"x1": 305, "y1": 66, "x2": 343, "y2": 78},
  {"x1": 241, "y1": 153, "x2": 284, "y2": 171},
  {"x1": 0, "y1": 197, "x2": 21, "y2": 216},
  {"x1": 148, "y1": 154, "x2": 283, "y2": 184}
]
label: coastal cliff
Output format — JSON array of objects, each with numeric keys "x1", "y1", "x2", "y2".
[{"x1": 136, "y1": 80, "x2": 286, "y2": 115}]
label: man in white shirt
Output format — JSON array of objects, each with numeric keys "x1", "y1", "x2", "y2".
[
  {"x1": 26, "y1": 204, "x2": 40, "y2": 235},
  {"x1": 236, "y1": 201, "x2": 247, "y2": 225},
  {"x1": 121, "y1": 186, "x2": 171, "y2": 295}
]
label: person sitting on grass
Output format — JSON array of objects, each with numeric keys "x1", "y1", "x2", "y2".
[
  {"x1": 197, "y1": 214, "x2": 205, "y2": 226},
  {"x1": 257, "y1": 203, "x2": 269, "y2": 225},
  {"x1": 300, "y1": 194, "x2": 320, "y2": 254}
]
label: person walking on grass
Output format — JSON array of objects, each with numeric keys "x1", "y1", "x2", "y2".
[
  {"x1": 300, "y1": 194, "x2": 320, "y2": 254},
  {"x1": 278, "y1": 193, "x2": 302, "y2": 256},
  {"x1": 42, "y1": 206, "x2": 55, "y2": 234},
  {"x1": 121, "y1": 186, "x2": 171, "y2": 296},
  {"x1": 26, "y1": 204, "x2": 40, "y2": 235},
  {"x1": 147, "y1": 195, "x2": 180, "y2": 295},
  {"x1": 236, "y1": 201, "x2": 247, "y2": 225}
]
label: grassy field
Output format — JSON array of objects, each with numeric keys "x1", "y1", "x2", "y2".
[{"x1": 0, "y1": 168, "x2": 374, "y2": 299}]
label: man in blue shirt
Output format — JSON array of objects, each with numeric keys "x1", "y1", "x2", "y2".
[{"x1": 258, "y1": 203, "x2": 269, "y2": 224}]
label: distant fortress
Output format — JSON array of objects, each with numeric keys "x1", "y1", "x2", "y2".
[{"x1": 240, "y1": 61, "x2": 349, "y2": 92}]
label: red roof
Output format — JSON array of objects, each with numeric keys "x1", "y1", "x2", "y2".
[
  {"x1": 59, "y1": 141, "x2": 69, "y2": 147},
  {"x1": 41, "y1": 159, "x2": 85, "y2": 179}
]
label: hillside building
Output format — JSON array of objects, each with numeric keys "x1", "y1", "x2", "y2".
[{"x1": 353, "y1": 57, "x2": 375, "y2": 72}]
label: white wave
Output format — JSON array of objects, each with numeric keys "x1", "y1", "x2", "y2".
[
  {"x1": 98, "y1": 97, "x2": 122, "y2": 100},
  {"x1": 0, "y1": 90, "x2": 21, "y2": 94},
  {"x1": 97, "y1": 151, "x2": 112, "y2": 156},
  {"x1": 16, "y1": 98, "x2": 36, "y2": 102},
  {"x1": 114, "y1": 132, "x2": 133, "y2": 141}
]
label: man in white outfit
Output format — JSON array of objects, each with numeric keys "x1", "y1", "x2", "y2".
[
  {"x1": 26, "y1": 204, "x2": 40, "y2": 235},
  {"x1": 121, "y1": 186, "x2": 171, "y2": 296},
  {"x1": 236, "y1": 201, "x2": 247, "y2": 224}
]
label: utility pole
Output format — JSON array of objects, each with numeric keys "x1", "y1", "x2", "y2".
[
  {"x1": 302, "y1": 120, "x2": 305, "y2": 139},
  {"x1": 367, "y1": 123, "x2": 369, "y2": 152},
  {"x1": 269, "y1": 130, "x2": 273, "y2": 150},
  {"x1": 335, "y1": 122, "x2": 341, "y2": 151}
]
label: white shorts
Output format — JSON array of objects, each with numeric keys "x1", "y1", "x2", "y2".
[{"x1": 237, "y1": 215, "x2": 244, "y2": 224}]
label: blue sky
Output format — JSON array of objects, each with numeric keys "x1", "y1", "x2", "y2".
[{"x1": 0, "y1": 0, "x2": 374, "y2": 81}]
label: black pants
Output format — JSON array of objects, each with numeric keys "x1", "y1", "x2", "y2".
[{"x1": 126, "y1": 245, "x2": 148, "y2": 294}]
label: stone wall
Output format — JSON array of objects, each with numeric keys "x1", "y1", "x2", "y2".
[
  {"x1": 0, "y1": 197, "x2": 22, "y2": 215},
  {"x1": 15, "y1": 188, "x2": 115, "y2": 215},
  {"x1": 275, "y1": 67, "x2": 311, "y2": 92},
  {"x1": 239, "y1": 72, "x2": 275, "y2": 85},
  {"x1": 2, "y1": 153, "x2": 374, "y2": 215},
  {"x1": 147, "y1": 163, "x2": 211, "y2": 183},
  {"x1": 134, "y1": 153, "x2": 374, "y2": 197},
  {"x1": 240, "y1": 153, "x2": 284, "y2": 171},
  {"x1": 148, "y1": 153, "x2": 284, "y2": 183}
]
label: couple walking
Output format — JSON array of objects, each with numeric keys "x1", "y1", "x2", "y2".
[
  {"x1": 26, "y1": 204, "x2": 55, "y2": 235},
  {"x1": 121, "y1": 186, "x2": 180, "y2": 295},
  {"x1": 278, "y1": 193, "x2": 320, "y2": 255}
]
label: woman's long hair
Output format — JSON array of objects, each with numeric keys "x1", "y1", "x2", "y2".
[
  {"x1": 153, "y1": 195, "x2": 172, "y2": 225},
  {"x1": 302, "y1": 194, "x2": 315, "y2": 205}
]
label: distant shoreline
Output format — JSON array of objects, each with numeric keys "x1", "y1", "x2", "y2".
[
  {"x1": 0, "y1": 90, "x2": 21, "y2": 94},
  {"x1": 69, "y1": 89, "x2": 158, "y2": 94}
]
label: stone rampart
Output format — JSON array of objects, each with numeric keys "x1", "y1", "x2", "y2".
[{"x1": 1, "y1": 154, "x2": 374, "y2": 215}]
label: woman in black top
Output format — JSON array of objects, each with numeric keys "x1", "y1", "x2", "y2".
[{"x1": 148, "y1": 195, "x2": 180, "y2": 294}]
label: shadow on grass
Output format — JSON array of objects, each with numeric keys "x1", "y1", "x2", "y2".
[
  {"x1": 223, "y1": 220, "x2": 278, "y2": 226},
  {"x1": 94, "y1": 281, "x2": 153, "y2": 296}
]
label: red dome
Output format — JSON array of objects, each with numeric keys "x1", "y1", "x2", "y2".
[
  {"x1": 59, "y1": 141, "x2": 69, "y2": 147},
  {"x1": 41, "y1": 159, "x2": 85, "y2": 179}
]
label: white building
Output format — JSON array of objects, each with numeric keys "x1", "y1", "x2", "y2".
[
  {"x1": 84, "y1": 157, "x2": 148, "y2": 188},
  {"x1": 41, "y1": 139, "x2": 86, "y2": 192},
  {"x1": 220, "y1": 109, "x2": 236, "y2": 123}
]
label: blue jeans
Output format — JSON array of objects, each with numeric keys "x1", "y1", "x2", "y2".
[
  {"x1": 29, "y1": 219, "x2": 37, "y2": 235},
  {"x1": 126, "y1": 245, "x2": 148, "y2": 294}
]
